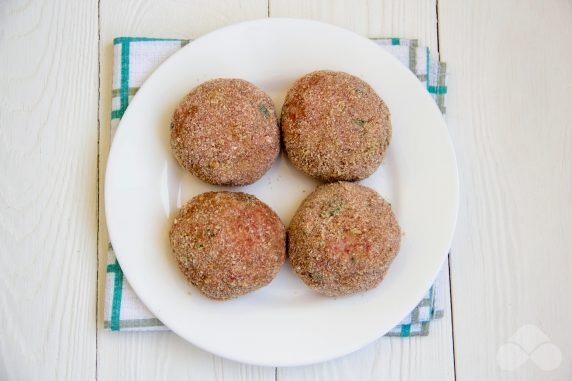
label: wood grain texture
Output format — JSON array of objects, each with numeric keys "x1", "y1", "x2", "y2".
[
  {"x1": 98, "y1": 331, "x2": 274, "y2": 381},
  {"x1": 3, "y1": 0, "x2": 571, "y2": 379},
  {"x1": 97, "y1": 1, "x2": 274, "y2": 380},
  {"x1": 0, "y1": 0, "x2": 99, "y2": 380},
  {"x1": 271, "y1": 1, "x2": 454, "y2": 379},
  {"x1": 439, "y1": 0, "x2": 572, "y2": 379},
  {"x1": 270, "y1": 0, "x2": 438, "y2": 50}
]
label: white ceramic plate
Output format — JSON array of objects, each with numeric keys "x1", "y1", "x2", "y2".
[{"x1": 105, "y1": 18, "x2": 458, "y2": 367}]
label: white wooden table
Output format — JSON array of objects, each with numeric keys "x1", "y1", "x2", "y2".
[{"x1": 1, "y1": 0, "x2": 571, "y2": 380}]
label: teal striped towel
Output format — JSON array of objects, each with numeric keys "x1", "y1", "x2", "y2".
[{"x1": 104, "y1": 37, "x2": 448, "y2": 336}]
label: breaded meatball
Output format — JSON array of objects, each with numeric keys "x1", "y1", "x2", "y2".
[
  {"x1": 171, "y1": 79, "x2": 279, "y2": 186},
  {"x1": 288, "y1": 182, "x2": 401, "y2": 296},
  {"x1": 169, "y1": 192, "x2": 286, "y2": 300},
  {"x1": 281, "y1": 70, "x2": 391, "y2": 182}
]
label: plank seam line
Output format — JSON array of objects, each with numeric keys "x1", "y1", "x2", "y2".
[
  {"x1": 436, "y1": 0, "x2": 441, "y2": 59},
  {"x1": 437, "y1": 1, "x2": 455, "y2": 378},
  {"x1": 448, "y1": 256, "x2": 457, "y2": 381},
  {"x1": 95, "y1": 0, "x2": 101, "y2": 378}
]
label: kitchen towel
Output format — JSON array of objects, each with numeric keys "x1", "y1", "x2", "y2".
[{"x1": 104, "y1": 37, "x2": 448, "y2": 336}]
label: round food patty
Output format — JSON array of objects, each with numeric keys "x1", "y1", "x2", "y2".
[
  {"x1": 288, "y1": 182, "x2": 401, "y2": 296},
  {"x1": 281, "y1": 70, "x2": 391, "y2": 182},
  {"x1": 170, "y1": 78, "x2": 279, "y2": 186},
  {"x1": 169, "y1": 191, "x2": 286, "y2": 300}
]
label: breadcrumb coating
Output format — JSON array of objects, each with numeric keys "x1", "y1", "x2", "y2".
[
  {"x1": 171, "y1": 79, "x2": 279, "y2": 186},
  {"x1": 169, "y1": 192, "x2": 286, "y2": 300},
  {"x1": 281, "y1": 71, "x2": 391, "y2": 182},
  {"x1": 288, "y1": 182, "x2": 401, "y2": 296}
]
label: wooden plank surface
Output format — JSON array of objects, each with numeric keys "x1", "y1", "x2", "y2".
[
  {"x1": 439, "y1": 0, "x2": 572, "y2": 379},
  {"x1": 271, "y1": 0, "x2": 438, "y2": 51},
  {"x1": 6, "y1": 0, "x2": 570, "y2": 379},
  {"x1": 96, "y1": 1, "x2": 274, "y2": 380},
  {"x1": 0, "y1": 0, "x2": 99, "y2": 380}
]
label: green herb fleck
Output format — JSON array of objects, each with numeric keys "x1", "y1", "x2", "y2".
[
  {"x1": 307, "y1": 272, "x2": 323, "y2": 282},
  {"x1": 328, "y1": 205, "x2": 342, "y2": 216},
  {"x1": 354, "y1": 88, "x2": 365, "y2": 97},
  {"x1": 354, "y1": 118, "x2": 365, "y2": 128},
  {"x1": 240, "y1": 193, "x2": 258, "y2": 204},
  {"x1": 258, "y1": 103, "x2": 270, "y2": 118},
  {"x1": 322, "y1": 200, "x2": 344, "y2": 218}
]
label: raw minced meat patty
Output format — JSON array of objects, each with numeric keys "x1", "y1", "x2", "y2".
[
  {"x1": 171, "y1": 78, "x2": 279, "y2": 186},
  {"x1": 169, "y1": 191, "x2": 286, "y2": 300},
  {"x1": 281, "y1": 70, "x2": 391, "y2": 182},
  {"x1": 288, "y1": 182, "x2": 401, "y2": 296}
]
